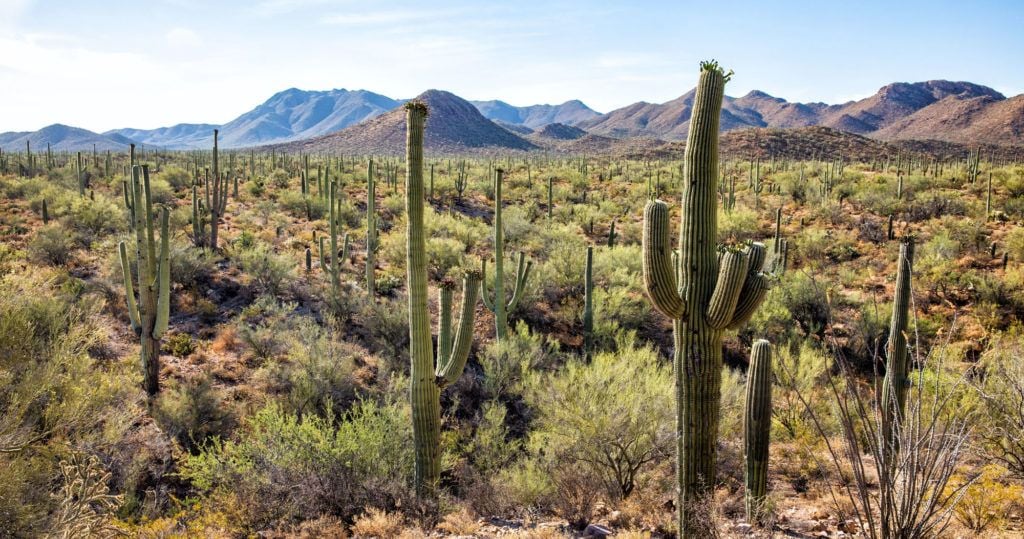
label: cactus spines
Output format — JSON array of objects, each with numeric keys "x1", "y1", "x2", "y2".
[
  {"x1": 744, "y1": 339, "x2": 772, "y2": 522},
  {"x1": 640, "y1": 62, "x2": 771, "y2": 537},
  {"x1": 118, "y1": 165, "x2": 170, "y2": 397},
  {"x1": 881, "y1": 235, "x2": 914, "y2": 457},
  {"x1": 481, "y1": 168, "x2": 532, "y2": 341},
  {"x1": 404, "y1": 102, "x2": 481, "y2": 495}
]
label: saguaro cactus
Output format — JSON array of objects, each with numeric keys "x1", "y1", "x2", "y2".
[
  {"x1": 207, "y1": 129, "x2": 229, "y2": 250},
  {"x1": 118, "y1": 165, "x2": 170, "y2": 397},
  {"x1": 640, "y1": 61, "x2": 773, "y2": 537},
  {"x1": 319, "y1": 180, "x2": 350, "y2": 295},
  {"x1": 583, "y1": 245, "x2": 594, "y2": 358},
  {"x1": 744, "y1": 339, "x2": 772, "y2": 522},
  {"x1": 366, "y1": 159, "x2": 377, "y2": 297},
  {"x1": 404, "y1": 103, "x2": 482, "y2": 494},
  {"x1": 880, "y1": 236, "x2": 914, "y2": 456},
  {"x1": 482, "y1": 168, "x2": 532, "y2": 341}
]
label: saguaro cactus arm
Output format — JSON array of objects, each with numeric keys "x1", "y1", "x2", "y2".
[
  {"x1": 435, "y1": 270, "x2": 482, "y2": 388},
  {"x1": 153, "y1": 207, "x2": 170, "y2": 340},
  {"x1": 641, "y1": 200, "x2": 685, "y2": 318},
  {"x1": 118, "y1": 241, "x2": 141, "y2": 335},
  {"x1": 706, "y1": 248, "x2": 750, "y2": 329}
]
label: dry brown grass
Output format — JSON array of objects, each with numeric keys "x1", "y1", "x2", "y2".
[
  {"x1": 436, "y1": 506, "x2": 481, "y2": 536},
  {"x1": 350, "y1": 508, "x2": 404, "y2": 538}
]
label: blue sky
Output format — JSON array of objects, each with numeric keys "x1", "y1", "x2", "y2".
[{"x1": 1, "y1": 0, "x2": 1022, "y2": 132}]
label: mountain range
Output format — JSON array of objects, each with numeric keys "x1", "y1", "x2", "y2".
[{"x1": 2, "y1": 80, "x2": 1022, "y2": 153}]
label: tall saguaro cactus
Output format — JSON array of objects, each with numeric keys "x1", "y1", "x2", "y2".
[
  {"x1": 640, "y1": 62, "x2": 772, "y2": 537},
  {"x1": 118, "y1": 165, "x2": 171, "y2": 397},
  {"x1": 207, "y1": 129, "x2": 229, "y2": 250},
  {"x1": 880, "y1": 236, "x2": 914, "y2": 456},
  {"x1": 744, "y1": 339, "x2": 772, "y2": 522},
  {"x1": 319, "y1": 180, "x2": 350, "y2": 295},
  {"x1": 583, "y1": 245, "x2": 594, "y2": 358},
  {"x1": 404, "y1": 103, "x2": 482, "y2": 494},
  {"x1": 482, "y1": 168, "x2": 532, "y2": 341},
  {"x1": 366, "y1": 159, "x2": 377, "y2": 297}
]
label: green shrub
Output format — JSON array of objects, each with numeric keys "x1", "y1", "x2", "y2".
[
  {"x1": 522, "y1": 334, "x2": 672, "y2": 500},
  {"x1": 180, "y1": 398, "x2": 413, "y2": 529},
  {"x1": 63, "y1": 195, "x2": 123, "y2": 246},
  {"x1": 28, "y1": 224, "x2": 74, "y2": 266},
  {"x1": 153, "y1": 375, "x2": 235, "y2": 453},
  {"x1": 237, "y1": 242, "x2": 293, "y2": 296},
  {"x1": 163, "y1": 332, "x2": 196, "y2": 357},
  {"x1": 159, "y1": 165, "x2": 192, "y2": 191},
  {"x1": 255, "y1": 318, "x2": 357, "y2": 418}
]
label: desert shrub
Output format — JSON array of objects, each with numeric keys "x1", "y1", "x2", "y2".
[
  {"x1": 28, "y1": 224, "x2": 75, "y2": 265},
  {"x1": 355, "y1": 295, "x2": 409, "y2": 370},
  {"x1": 168, "y1": 241, "x2": 216, "y2": 289},
  {"x1": 481, "y1": 322, "x2": 560, "y2": 397},
  {"x1": 718, "y1": 206, "x2": 759, "y2": 243},
  {"x1": 1006, "y1": 226, "x2": 1024, "y2": 263},
  {"x1": 270, "y1": 168, "x2": 290, "y2": 189},
  {"x1": 256, "y1": 317, "x2": 357, "y2": 418},
  {"x1": 947, "y1": 464, "x2": 1022, "y2": 534},
  {"x1": 159, "y1": 165, "x2": 192, "y2": 190},
  {"x1": 247, "y1": 177, "x2": 266, "y2": 198},
  {"x1": 63, "y1": 194, "x2": 123, "y2": 246},
  {"x1": 236, "y1": 296, "x2": 300, "y2": 362},
  {"x1": 163, "y1": 332, "x2": 196, "y2": 357},
  {"x1": 775, "y1": 271, "x2": 830, "y2": 337},
  {"x1": 278, "y1": 190, "x2": 320, "y2": 219},
  {"x1": 974, "y1": 327, "x2": 1024, "y2": 479},
  {"x1": 153, "y1": 375, "x2": 236, "y2": 453},
  {"x1": 147, "y1": 177, "x2": 176, "y2": 206},
  {"x1": 237, "y1": 242, "x2": 293, "y2": 296},
  {"x1": 744, "y1": 287, "x2": 796, "y2": 343},
  {"x1": 906, "y1": 190, "x2": 966, "y2": 221},
  {"x1": 772, "y1": 341, "x2": 833, "y2": 441},
  {"x1": 351, "y1": 507, "x2": 405, "y2": 537},
  {"x1": 522, "y1": 334, "x2": 672, "y2": 501},
  {"x1": 0, "y1": 271, "x2": 134, "y2": 536},
  {"x1": 718, "y1": 365, "x2": 746, "y2": 443},
  {"x1": 181, "y1": 398, "x2": 414, "y2": 529}
]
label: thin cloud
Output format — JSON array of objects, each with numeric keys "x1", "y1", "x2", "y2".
[{"x1": 165, "y1": 27, "x2": 202, "y2": 48}]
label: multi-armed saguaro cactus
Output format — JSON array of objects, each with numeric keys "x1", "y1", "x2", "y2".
[
  {"x1": 118, "y1": 165, "x2": 171, "y2": 397},
  {"x1": 640, "y1": 61, "x2": 774, "y2": 537},
  {"x1": 404, "y1": 102, "x2": 482, "y2": 494},
  {"x1": 743, "y1": 339, "x2": 772, "y2": 522},
  {"x1": 481, "y1": 168, "x2": 532, "y2": 342},
  {"x1": 880, "y1": 236, "x2": 914, "y2": 457},
  {"x1": 319, "y1": 180, "x2": 350, "y2": 296},
  {"x1": 366, "y1": 159, "x2": 377, "y2": 297},
  {"x1": 207, "y1": 129, "x2": 229, "y2": 250}
]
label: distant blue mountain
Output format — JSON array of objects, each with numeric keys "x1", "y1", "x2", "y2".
[{"x1": 470, "y1": 99, "x2": 600, "y2": 128}]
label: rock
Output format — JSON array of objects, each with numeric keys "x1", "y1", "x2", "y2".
[
  {"x1": 582, "y1": 523, "x2": 613, "y2": 537},
  {"x1": 607, "y1": 510, "x2": 625, "y2": 527}
]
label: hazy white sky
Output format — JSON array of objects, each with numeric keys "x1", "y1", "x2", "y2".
[{"x1": 1, "y1": 0, "x2": 1022, "y2": 132}]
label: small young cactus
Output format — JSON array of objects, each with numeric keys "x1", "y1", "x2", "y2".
[
  {"x1": 880, "y1": 236, "x2": 914, "y2": 458},
  {"x1": 744, "y1": 339, "x2": 772, "y2": 522}
]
